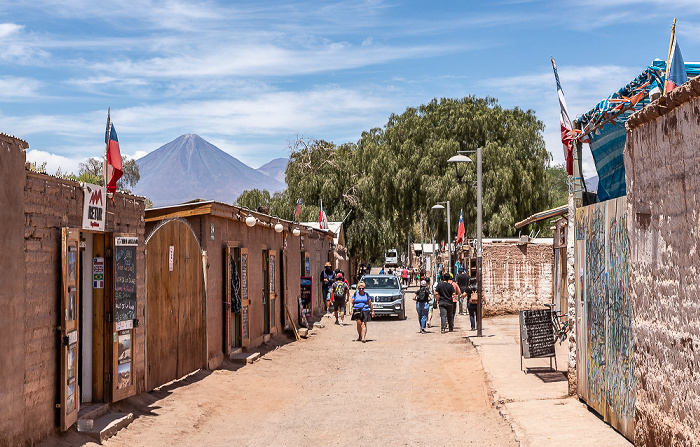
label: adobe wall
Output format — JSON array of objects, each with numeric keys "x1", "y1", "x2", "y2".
[
  {"x1": 20, "y1": 171, "x2": 147, "y2": 444},
  {"x1": 0, "y1": 134, "x2": 29, "y2": 446},
  {"x1": 198, "y1": 214, "x2": 303, "y2": 368},
  {"x1": 482, "y1": 241, "x2": 553, "y2": 316},
  {"x1": 625, "y1": 78, "x2": 700, "y2": 446}
]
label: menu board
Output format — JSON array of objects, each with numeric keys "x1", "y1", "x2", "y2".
[
  {"x1": 115, "y1": 237, "x2": 138, "y2": 322},
  {"x1": 519, "y1": 309, "x2": 555, "y2": 359}
]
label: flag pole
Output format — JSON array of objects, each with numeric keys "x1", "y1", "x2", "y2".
[
  {"x1": 664, "y1": 18, "x2": 677, "y2": 95},
  {"x1": 104, "y1": 108, "x2": 110, "y2": 193}
]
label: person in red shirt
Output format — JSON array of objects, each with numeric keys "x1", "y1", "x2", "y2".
[{"x1": 400, "y1": 267, "x2": 409, "y2": 286}]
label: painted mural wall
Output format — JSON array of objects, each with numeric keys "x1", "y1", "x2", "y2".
[{"x1": 575, "y1": 195, "x2": 634, "y2": 441}]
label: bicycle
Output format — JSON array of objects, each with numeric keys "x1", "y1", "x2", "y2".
[{"x1": 543, "y1": 303, "x2": 570, "y2": 344}]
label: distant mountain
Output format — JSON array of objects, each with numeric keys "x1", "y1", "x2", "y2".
[
  {"x1": 133, "y1": 134, "x2": 286, "y2": 207},
  {"x1": 256, "y1": 158, "x2": 287, "y2": 185}
]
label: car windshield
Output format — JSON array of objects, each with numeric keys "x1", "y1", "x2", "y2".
[{"x1": 363, "y1": 277, "x2": 400, "y2": 289}]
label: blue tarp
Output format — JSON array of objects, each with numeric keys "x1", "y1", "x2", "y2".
[{"x1": 576, "y1": 61, "x2": 700, "y2": 202}]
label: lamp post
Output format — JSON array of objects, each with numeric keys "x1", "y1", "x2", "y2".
[
  {"x1": 448, "y1": 147, "x2": 483, "y2": 337},
  {"x1": 431, "y1": 201, "x2": 451, "y2": 276}
]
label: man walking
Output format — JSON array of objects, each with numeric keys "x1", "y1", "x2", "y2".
[
  {"x1": 456, "y1": 268, "x2": 469, "y2": 315},
  {"x1": 330, "y1": 273, "x2": 349, "y2": 325},
  {"x1": 433, "y1": 273, "x2": 455, "y2": 333},
  {"x1": 321, "y1": 262, "x2": 335, "y2": 315}
]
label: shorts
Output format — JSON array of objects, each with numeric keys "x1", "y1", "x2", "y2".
[
  {"x1": 351, "y1": 308, "x2": 371, "y2": 322},
  {"x1": 333, "y1": 299, "x2": 346, "y2": 312}
]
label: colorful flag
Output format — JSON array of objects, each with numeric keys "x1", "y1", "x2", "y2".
[
  {"x1": 455, "y1": 210, "x2": 465, "y2": 244},
  {"x1": 551, "y1": 58, "x2": 573, "y2": 175},
  {"x1": 105, "y1": 120, "x2": 123, "y2": 194},
  {"x1": 319, "y1": 199, "x2": 329, "y2": 230},
  {"x1": 665, "y1": 32, "x2": 687, "y2": 93},
  {"x1": 295, "y1": 195, "x2": 303, "y2": 222}
]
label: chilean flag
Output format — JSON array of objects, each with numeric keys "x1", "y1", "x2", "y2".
[
  {"x1": 551, "y1": 58, "x2": 573, "y2": 175},
  {"x1": 105, "y1": 123, "x2": 123, "y2": 194},
  {"x1": 665, "y1": 34, "x2": 688, "y2": 93},
  {"x1": 456, "y1": 209, "x2": 465, "y2": 245}
]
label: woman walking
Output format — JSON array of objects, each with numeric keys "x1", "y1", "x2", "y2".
[
  {"x1": 349, "y1": 281, "x2": 375, "y2": 342},
  {"x1": 413, "y1": 280, "x2": 431, "y2": 333}
]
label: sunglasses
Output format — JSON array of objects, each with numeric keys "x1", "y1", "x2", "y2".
[{"x1": 358, "y1": 287, "x2": 365, "y2": 290}]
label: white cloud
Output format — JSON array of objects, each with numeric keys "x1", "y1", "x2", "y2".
[
  {"x1": 25, "y1": 149, "x2": 83, "y2": 176},
  {"x1": 0, "y1": 77, "x2": 43, "y2": 99}
]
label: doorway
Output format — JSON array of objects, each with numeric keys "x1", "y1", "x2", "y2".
[{"x1": 262, "y1": 249, "x2": 270, "y2": 334}]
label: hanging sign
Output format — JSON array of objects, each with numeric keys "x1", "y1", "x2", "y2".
[
  {"x1": 93, "y1": 257, "x2": 105, "y2": 289},
  {"x1": 82, "y1": 183, "x2": 106, "y2": 231}
]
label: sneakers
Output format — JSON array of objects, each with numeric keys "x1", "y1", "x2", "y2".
[
  {"x1": 335, "y1": 320, "x2": 340, "y2": 325},
  {"x1": 420, "y1": 329, "x2": 427, "y2": 334}
]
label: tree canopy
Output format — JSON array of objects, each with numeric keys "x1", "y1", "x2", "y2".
[{"x1": 240, "y1": 96, "x2": 564, "y2": 262}]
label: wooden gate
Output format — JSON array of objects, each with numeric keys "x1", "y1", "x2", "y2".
[{"x1": 145, "y1": 219, "x2": 206, "y2": 391}]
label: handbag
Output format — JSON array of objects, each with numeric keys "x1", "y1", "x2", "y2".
[{"x1": 351, "y1": 308, "x2": 362, "y2": 320}]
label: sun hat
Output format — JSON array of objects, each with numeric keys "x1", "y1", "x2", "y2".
[{"x1": 336, "y1": 272, "x2": 343, "y2": 279}]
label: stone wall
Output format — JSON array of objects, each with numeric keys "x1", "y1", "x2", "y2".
[
  {"x1": 482, "y1": 241, "x2": 553, "y2": 315},
  {"x1": 626, "y1": 78, "x2": 700, "y2": 446}
]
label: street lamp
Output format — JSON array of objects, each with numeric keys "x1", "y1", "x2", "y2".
[
  {"x1": 432, "y1": 201, "x2": 451, "y2": 276},
  {"x1": 448, "y1": 147, "x2": 483, "y2": 337}
]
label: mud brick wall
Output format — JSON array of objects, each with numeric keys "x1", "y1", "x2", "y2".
[
  {"x1": 482, "y1": 242, "x2": 553, "y2": 316},
  {"x1": 625, "y1": 78, "x2": 700, "y2": 447},
  {"x1": 0, "y1": 134, "x2": 29, "y2": 446}
]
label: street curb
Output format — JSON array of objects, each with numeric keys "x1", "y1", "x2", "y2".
[{"x1": 463, "y1": 324, "x2": 529, "y2": 447}]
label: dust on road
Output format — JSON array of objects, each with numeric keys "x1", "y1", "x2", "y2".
[{"x1": 48, "y1": 287, "x2": 517, "y2": 447}]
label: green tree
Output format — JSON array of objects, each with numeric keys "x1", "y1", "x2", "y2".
[{"x1": 78, "y1": 156, "x2": 140, "y2": 193}]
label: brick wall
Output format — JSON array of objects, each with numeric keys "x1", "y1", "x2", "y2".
[
  {"x1": 482, "y1": 241, "x2": 553, "y2": 316},
  {"x1": 626, "y1": 78, "x2": 700, "y2": 446},
  {"x1": 0, "y1": 134, "x2": 29, "y2": 446}
]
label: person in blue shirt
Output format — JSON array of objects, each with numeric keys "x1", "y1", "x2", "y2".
[{"x1": 348, "y1": 281, "x2": 375, "y2": 342}]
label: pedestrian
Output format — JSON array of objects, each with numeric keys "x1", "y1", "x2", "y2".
[
  {"x1": 349, "y1": 281, "x2": 375, "y2": 342},
  {"x1": 456, "y1": 268, "x2": 469, "y2": 315},
  {"x1": 330, "y1": 273, "x2": 349, "y2": 325},
  {"x1": 379, "y1": 267, "x2": 385, "y2": 274},
  {"x1": 433, "y1": 272, "x2": 455, "y2": 333},
  {"x1": 321, "y1": 262, "x2": 335, "y2": 315},
  {"x1": 401, "y1": 266, "x2": 409, "y2": 286},
  {"x1": 448, "y1": 274, "x2": 460, "y2": 321},
  {"x1": 413, "y1": 280, "x2": 431, "y2": 333},
  {"x1": 467, "y1": 278, "x2": 478, "y2": 330}
]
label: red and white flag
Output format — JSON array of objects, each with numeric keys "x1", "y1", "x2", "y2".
[
  {"x1": 105, "y1": 112, "x2": 123, "y2": 194},
  {"x1": 551, "y1": 58, "x2": 573, "y2": 175},
  {"x1": 319, "y1": 199, "x2": 329, "y2": 230},
  {"x1": 455, "y1": 210, "x2": 465, "y2": 245}
]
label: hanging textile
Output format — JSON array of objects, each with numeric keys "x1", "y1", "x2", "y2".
[{"x1": 230, "y1": 255, "x2": 242, "y2": 313}]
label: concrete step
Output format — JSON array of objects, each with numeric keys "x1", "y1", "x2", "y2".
[
  {"x1": 230, "y1": 351, "x2": 260, "y2": 364},
  {"x1": 78, "y1": 402, "x2": 110, "y2": 421},
  {"x1": 79, "y1": 412, "x2": 133, "y2": 444}
]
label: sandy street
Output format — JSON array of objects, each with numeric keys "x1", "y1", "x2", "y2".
[{"x1": 47, "y1": 288, "x2": 517, "y2": 447}]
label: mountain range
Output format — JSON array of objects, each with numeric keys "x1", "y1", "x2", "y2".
[{"x1": 133, "y1": 134, "x2": 287, "y2": 207}]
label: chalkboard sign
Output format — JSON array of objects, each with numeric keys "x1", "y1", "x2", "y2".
[
  {"x1": 115, "y1": 237, "x2": 138, "y2": 322},
  {"x1": 519, "y1": 309, "x2": 555, "y2": 359}
]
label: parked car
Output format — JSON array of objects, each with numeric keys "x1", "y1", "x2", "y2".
[{"x1": 353, "y1": 274, "x2": 406, "y2": 319}]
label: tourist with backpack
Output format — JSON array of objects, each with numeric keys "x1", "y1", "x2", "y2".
[
  {"x1": 348, "y1": 281, "x2": 374, "y2": 342},
  {"x1": 330, "y1": 273, "x2": 349, "y2": 325},
  {"x1": 413, "y1": 280, "x2": 431, "y2": 333}
]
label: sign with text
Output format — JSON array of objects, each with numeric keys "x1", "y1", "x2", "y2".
[
  {"x1": 93, "y1": 257, "x2": 105, "y2": 289},
  {"x1": 519, "y1": 309, "x2": 555, "y2": 359},
  {"x1": 115, "y1": 236, "x2": 138, "y2": 322},
  {"x1": 82, "y1": 183, "x2": 106, "y2": 231}
]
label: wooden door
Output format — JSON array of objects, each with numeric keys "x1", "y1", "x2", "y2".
[
  {"x1": 262, "y1": 249, "x2": 270, "y2": 334},
  {"x1": 145, "y1": 219, "x2": 205, "y2": 391},
  {"x1": 60, "y1": 228, "x2": 80, "y2": 430}
]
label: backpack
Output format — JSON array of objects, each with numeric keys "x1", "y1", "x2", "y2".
[
  {"x1": 416, "y1": 287, "x2": 430, "y2": 302},
  {"x1": 333, "y1": 282, "x2": 346, "y2": 299}
]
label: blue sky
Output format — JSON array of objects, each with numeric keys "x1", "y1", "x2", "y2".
[{"x1": 3, "y1": 1, "x2": 700, "y2": 178}]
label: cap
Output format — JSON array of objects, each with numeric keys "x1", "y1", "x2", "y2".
[
  {"x1": 336, "y1": 273, "x2": 343, "y2": 279},
  {"x1": 420, "y1": 280, "x2": 427, "y2": 286},
  {"x1": 325, "y1": 262, "x2": 332, "y2": 267}
]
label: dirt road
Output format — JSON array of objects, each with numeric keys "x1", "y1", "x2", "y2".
[{"x1": 49, "y1": 288, "x2": 517, "y2": 446}]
